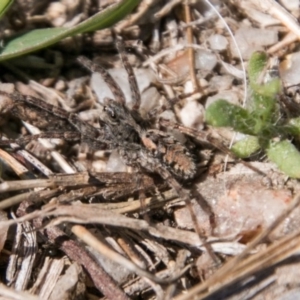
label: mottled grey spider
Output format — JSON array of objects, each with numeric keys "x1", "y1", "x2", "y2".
[{"x1": 77, "y1": 39, "x2": 198, "y2": 202}]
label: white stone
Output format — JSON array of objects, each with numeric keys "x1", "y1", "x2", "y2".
[
  {"x1": 280, "y1": 52, "x2": 300, "y2": 86},
  {"x1": 230, "y1": 27, "x2": 278, "y2": 59},
  {"x1": 180, "y1": 101, "x2": 205, "y2": 130},
  {"x1": 208, "y1": 34, "x2": 228, "y2": 51},
  {"x1": 184, "y1": 80, "x2": 194, "y2": 94},
  {"x1": 280, "y1": 0, "x2": 299, "y2": 13},
  {"x1": 206, "y1": 91, "x2": 240, "y2": 108},
  {"x1": 92, "y1": 160, "x2": 107, "y2": 172},
  {"x1": 210, "y1": 75, "x2": 233, "y2": 91},
  {"x1": 159, "y1": 110, "x2": 176, "y2": 122},
  {"x1": 106, "y1": 150, "x2": 127, "y2": 172},
  {"x1": 195, "y1": 49, "x2": 217, "y2": 71},
  {"x1": 140, "y1": 87, "x2": 160, "y2": 117}
]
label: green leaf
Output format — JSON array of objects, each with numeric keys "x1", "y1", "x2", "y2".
[
  {"x1": 284, "y1": 117, "x2": 300, "y2": 136},
  {"x1": 0, "y1": 0, "x2": 139, "y2": 61},
  {"x1": 0, "y1": 0, "x2": 13, "y2": 20},
  {"x1": 251, "y1": 78, "x2": 281, "y2": 98},
  {"x1": 250, "y1": 93, "x2": 279, "y2": 134},
  {"x1": 248, "y1": 52, "x2": 268, "y2": 85},
  {"x1": 248, "y1": 52, "x2": 281, "y2": 97},
  {"x1": 246, "y1": 52, "x2": 281, "y2": 130},
  {"x1": 266, "y1": 140, "x2": 300, "y2": 178},
  {"x1": 206, "y1": 99, "x2": 255, "y2": 135},
  {"x1": 232, "y1": 136, "x2": 260, "y2": 158}
]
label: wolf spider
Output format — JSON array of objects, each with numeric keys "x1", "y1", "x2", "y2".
[
  {"x1": 0, "y1": 38, "x2": 217, "y2": 249},
  {"x1": 78, "y1": 40, "x2": 198, "y2": 190}
]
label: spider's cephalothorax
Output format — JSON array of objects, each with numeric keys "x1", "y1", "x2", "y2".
[{"x1": 100, "y1": 98, "x2": 142, "y2": 145}]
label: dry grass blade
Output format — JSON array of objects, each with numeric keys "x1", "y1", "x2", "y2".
[
  {"x1": 33, "y1": 259, "x2": 64, "y2": 299},
  {"x1": 0, "y1": 179, "x2": 56, "y2": 193},
  {"x1": 44, "y1": 263, "x2": 83, "y2": 300},
  {"x1": 251, "y1": 0, "x2": 300, "y2": 38},
  {"x1": 41, "y1": 225, "x2": 129, "y2": 300},
  {"x1": 154, "y1": 0, "x2": 182, "y2": 20},
  {"x1": 0, "y1": 211, "x2": 8, "y2": 253},
  {"x1": 184, "y1": 2, "x2": 199, "y2": 92},
  {"x1": 0, "y1": 283, "x2": 39, "y2": 300},
  {"x1": 0, "y1": 189, "x2": 60, "y2": 210},
  {"x1": 0, "y1": 149, "x2": 31, "y2": 179},
  {"x1": 29, "y1": 257, "x2": 64, "y2": 296},
  {"x1": 72, "y1": 225, "x2": 190, "y2": 284}
]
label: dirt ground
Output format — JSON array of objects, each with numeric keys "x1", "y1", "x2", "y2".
[{"x1": 1, "y1": 1, "x2": 300, "y2": 299}]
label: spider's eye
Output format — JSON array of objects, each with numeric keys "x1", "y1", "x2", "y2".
[{"x1": 104, "y1": 106, "x2": 116, "y2": 119}]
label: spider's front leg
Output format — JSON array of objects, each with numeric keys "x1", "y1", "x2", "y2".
[
  {"x1": 0, "y1": 132, "x2": 81, "y2": 148},
  {"x1": 20, "y1": 93, "x2": 110, "y2": 144},
  {"x1": 0, "y1": 92, "x2": 112, "y2": 151},
  {"x1": 77, "y1": 56, "x2": 127, "y2": 105},
  {"x1": 78, "y1": 37, "x2": 141, "y2": 111},
  {"x1": 115, "y1": 37, "x2": 141, "y2": 111},
  {"x1": 0, "y1": 92, "x2": 74, "y2": 131}
]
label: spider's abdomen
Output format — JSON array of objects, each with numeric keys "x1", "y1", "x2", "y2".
[{"x1": 142, "y1": 130, "x2": 197, "y2": 181}]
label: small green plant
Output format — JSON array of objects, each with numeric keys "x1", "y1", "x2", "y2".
[
  {"x1": 206, "y1": 52, "x2": 300, "y2": 178},
  {"x1": 0, "y1": 0, "x2": 139, "y2": 61}
]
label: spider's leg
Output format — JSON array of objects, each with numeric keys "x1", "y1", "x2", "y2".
[
  {"x1": 116, "y1": 37, "x2": 141, "y2": 111},
  {"x1": 155, "y1": 164, "x2": 220, "y2": 263},
  {"x1": 22, "y1": 94, "x2": 110, "y2": 143},
  {"x1": 67, "y1": 113, "x2": 109, "y2": 142},
  {"x1": 3, "y1": 92, "x2": 112, "y2": 149},
  {"x1": 2, "y1": 92, "x2": 70, "y2": 121},
  {"x1": 128, "y1": 144, "x2": 219, "y2": 262},
  {"x1": 161, "y1": 119, "x2": 268, "y2": 176},
  {"x1": 160, "y1": 118, "x2": 228, "y2": 153},
  {"x1": 77, "y1": 56, "x2": 126, "y2": 105},
  {"x1": 0, "y1": 131, "x2": 109, "y2": 152},
  {"x1": 0, "y1": 92, "x2": 75, "y2": 132},
  {"x1": 0, "y1": 132, "x2": 81, "y2": 148},
  {"x1": 18, "y1": 94, "x2": 70, "y2": 119}
]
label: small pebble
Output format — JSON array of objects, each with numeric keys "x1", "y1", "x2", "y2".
[
  {"x1": 92, "y1": 160, "x2": 107, "y2": 172},
  {"x1": 208, "y1": 34, "x2": 228, "y2": 51},
  {"x1": 106, "y1": 150, "x2": 127, "y2": 172},
  {"x1": 140, "y1": 87, "x2": 160, "y2": 117},
  {"x1": 54, "y1": 79, "x2": 67, "y2": 91},
  {"x1": 180, "y1": 101, "x2": 205, "y2": 130},
  {"x1": 46, "y1": 2, "x2": 67, "y2": 27},
  {"x1": 230, "y1": 27, "x2": 278, "y2": 59},
  {"x1": 280, "y1": 52, "x2": 300, "y2": 86},
  {"x1": 205, "y1": 91, "x2": 240, "y2": 108},
  {"x1": 195, "y1": 49, "x2": 217, "y2": 71}
]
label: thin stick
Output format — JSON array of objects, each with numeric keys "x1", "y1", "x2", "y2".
[{"x1": 184, "y1": 2, "x2": 200, "y2": 92}]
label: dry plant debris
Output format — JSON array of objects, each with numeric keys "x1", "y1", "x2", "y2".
[{"x1": 1, "y1": 0, "x2": 300, "y2": 299}]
